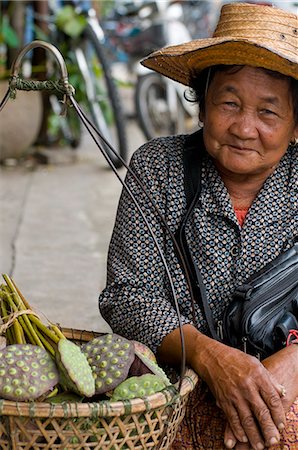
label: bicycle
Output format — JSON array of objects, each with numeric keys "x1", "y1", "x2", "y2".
[
  {"x1": 8, "y1": 0, "x2": 128, "y2": 168},
  {"x1": 103, "y1": 0, "x2": 199, "y2": 141}
]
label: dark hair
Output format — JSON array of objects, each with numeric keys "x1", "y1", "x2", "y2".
[{"x1": 187, "y1": 65, "x2": 298, "y2": 125}]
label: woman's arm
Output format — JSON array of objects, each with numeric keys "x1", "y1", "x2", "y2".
[
  {"x1": 99, "y1": 137, "x2": 191, "y2": 352},
  {"x1": 158, "y1": 324, "x2": 286, "y2": 450}
]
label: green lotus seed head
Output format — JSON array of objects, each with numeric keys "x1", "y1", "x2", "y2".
[
  {"x1": 56, "y1": 339, "x2": 95, "y2": 397},
  {"x1": 133, "y1": 341, "x2": 157, "y2": 363},
  {"x1": 134, "y1": 353, "x2": 171, "y2": 386},
  {"x1": 0, "y1": 344, "x2": 59, "y2": 401},
  {"x1": 81, "y1": 333, "x2": 135, "y2": 395},
  {"x1": 111, "y1": 374, "x2": 167, "y2": 401}
]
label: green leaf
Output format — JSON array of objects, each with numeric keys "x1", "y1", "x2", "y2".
[
  {"x1": 1, "y1": 16, "x2": 20, "y2": 47},
  {"x1": 55, "y1": 6, "x2": 87, "y2": 38}
]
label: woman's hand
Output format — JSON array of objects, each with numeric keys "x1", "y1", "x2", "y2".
[
  {"x1": 223, "y1": 344, "x2": 298, "y2": 449},
  {"x1": 192, "y1": 336, "x2": 286, "y2": 450},
  {"x1": 158, "y1": 325, "x2": 290, "y2": 450}
]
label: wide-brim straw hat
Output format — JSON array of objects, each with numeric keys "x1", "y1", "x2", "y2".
[{"x1": 141, "y1": 2, "x2": 298, "y2": 86}]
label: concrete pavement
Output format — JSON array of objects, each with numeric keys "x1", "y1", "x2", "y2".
[{"x1": 0, "y1": 90, "x2": 146, "y2": 334}]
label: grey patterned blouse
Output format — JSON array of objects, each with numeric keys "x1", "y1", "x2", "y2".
[{"x1": 98, "y1": 134, "x2": 297, "y2": 354}]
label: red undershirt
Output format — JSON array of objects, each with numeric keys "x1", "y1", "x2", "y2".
[{"x1": 234, "y1": 208, "x2": 249, "y2": 227}]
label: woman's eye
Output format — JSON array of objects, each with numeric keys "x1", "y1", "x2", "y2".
[
  {"x1": 260, "y1": 109, "x2": 277, "y2": 116},
  {"x1": 224, "y1": 102, "x2": 238, "y2": 108}
]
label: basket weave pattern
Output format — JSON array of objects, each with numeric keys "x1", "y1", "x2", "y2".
[{"x1": 0, "y1": 329, "x2": 197, "y2": 449}]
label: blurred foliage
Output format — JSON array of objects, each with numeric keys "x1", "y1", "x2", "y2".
[{"x1": 55, "y1": 5, "x2": 87, "y2": 38}]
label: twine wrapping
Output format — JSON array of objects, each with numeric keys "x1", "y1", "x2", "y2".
[
  {"x1": 0, "y1": 309, "x2": 41, "y2": 334},
  {"x1": 8, "y1": 76, "x2": 75, "y2": 99}
]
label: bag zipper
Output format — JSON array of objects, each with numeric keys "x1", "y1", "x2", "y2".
[{"x1": 244, "y1": 286, "x2": 298, "y2": 335}]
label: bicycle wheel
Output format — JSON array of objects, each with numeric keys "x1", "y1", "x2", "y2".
[
  {"x1": 69, "y1": 24, "x2": 128, "y2": 168},
  {"x1": 135, "y1": 73, "x2": 197, "y2": 140}
]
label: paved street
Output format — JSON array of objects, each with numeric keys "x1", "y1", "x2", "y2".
[{"x1": 0, "y1": 86, "x2": 146, "y2": 334}]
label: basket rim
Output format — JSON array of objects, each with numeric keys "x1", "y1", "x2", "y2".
[{"x1": 0, "y1": 328, "x2": 198, "y2": 419}]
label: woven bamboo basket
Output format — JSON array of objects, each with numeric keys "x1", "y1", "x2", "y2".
[{"x1": 0, "y1": 328, "x2": 198, "y2": 450}]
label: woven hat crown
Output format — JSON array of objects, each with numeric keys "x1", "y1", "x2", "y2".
[
  {"x1": 213, "y1": 3, "x2": 297, "y2": 54},
  {"x1": 141, "y1": 2, "x2": 298, "y2": 85}
]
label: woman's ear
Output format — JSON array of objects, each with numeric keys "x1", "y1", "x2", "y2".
[{"x1": 199, "y1": 109, "x2": 204, "y2": 124}]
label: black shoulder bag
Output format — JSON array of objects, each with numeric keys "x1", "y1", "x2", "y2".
[{"x1": 177, "y1": 131, "x2": 298, "y2": 359}]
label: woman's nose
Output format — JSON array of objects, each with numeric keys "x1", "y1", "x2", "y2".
[{"x1": 228, "y1": 111, "x2": 259, "y2": 140}]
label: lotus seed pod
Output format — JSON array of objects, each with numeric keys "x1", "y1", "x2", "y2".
[
  {"x1": 56, "y1": 338, "x2": 95, "y2": 397},
  {"x1": 81, "y1": 334, "x2": 135, "y2": 394},
  {"x1": 111, "y1": 374, "x2": 166, "y2": 401},
  {"x1": 134, "y1": 352, "x2": 171, "y2": 386},
  {"x1": 0, "y1": 344, "x2": 59, "y2": 401},
  {"x1": 132, "y1": 341, "x2": 156, "y2": 363}
]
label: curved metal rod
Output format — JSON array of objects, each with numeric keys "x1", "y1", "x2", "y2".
[
  {"x1": 0, "y1": 87, "x2": 11, "y2": 112},
  {"x1": 11, "y1": 40, "x2": 69, "y2": 85}
]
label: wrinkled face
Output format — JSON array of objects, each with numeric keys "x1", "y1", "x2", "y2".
[{"x1": 201, "y1": 66, "x2": 298, "y2": 177}]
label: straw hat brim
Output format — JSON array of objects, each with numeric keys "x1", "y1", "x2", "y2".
[{"x1": 141, "y1": 38, "x2": 298, "y2": 86}]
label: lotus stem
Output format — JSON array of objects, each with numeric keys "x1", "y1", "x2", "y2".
[
  {"x1": 32, "y1": 324, "x2": 55, "y2": 356},
  {"x1": 50, "y1": 324, "x2": 66, "y2": 340},
  {"x1": 28, "y1": 315, "x2": 60, "y2": 344}
]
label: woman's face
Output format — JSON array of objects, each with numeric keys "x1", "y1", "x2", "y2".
[{"x1": 201, "y1": 66, "x2": 298, "y2": 177}]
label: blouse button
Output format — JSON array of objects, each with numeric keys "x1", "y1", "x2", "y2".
[{"x1": 231, "y1": 246, "x2": 238, "y2": 257}]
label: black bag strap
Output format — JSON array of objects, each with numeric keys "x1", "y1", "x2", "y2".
[{"x1": 175, "y1": 130, "x2": 219, "y2": 340}]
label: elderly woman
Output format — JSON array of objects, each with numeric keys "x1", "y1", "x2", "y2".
[{"x1": 99, "y1": 3, "x2": 297, "y2": 449}]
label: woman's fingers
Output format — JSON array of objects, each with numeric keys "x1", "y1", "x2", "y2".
[
  {"x1": 224, "y1": 419, "x2": 245, "y2": 448},
  {"x1": 223, "y1": 405, "x2": 248, "y2": 445},
  {"x1": 224, "y1": 423, "x2": 251, "y2": 449},
  {"x1": 223, "y1": 384, "x2": 284, "y2": 449}
]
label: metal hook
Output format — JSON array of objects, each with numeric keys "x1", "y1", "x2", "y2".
[
  {"x1": 11, "y1": 40, "x2": 68, "y2": 82},
  {"x1": 0, "y1": 40, "x2": 73, "y2": 113}
]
